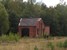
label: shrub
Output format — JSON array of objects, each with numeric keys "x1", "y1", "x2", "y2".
[
  {"x1": 0, "y1": 35, "x2": 8, "y2": 42},
  {"x1": 0, "y1": 33, "x2": 20, "y2": 43},
  {"x1": 14, "y1": 34, "x2": 20, "y2": 42},
  {"x1": 8, "y1": 33, "x2": 16, "y2": 41}
]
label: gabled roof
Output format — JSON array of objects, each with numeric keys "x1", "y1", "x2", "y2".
[{"x1": 19, "y1": 18, "x2": 41, "y2": 26}]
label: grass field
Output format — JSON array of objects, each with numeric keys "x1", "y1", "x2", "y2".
[{"x1": 0, "y1": 37, "x2": 67, "y2": 50}]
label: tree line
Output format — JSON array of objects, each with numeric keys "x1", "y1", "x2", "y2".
[{"x1": 0, "y1": 0, "x2": 67, "y2": 36}]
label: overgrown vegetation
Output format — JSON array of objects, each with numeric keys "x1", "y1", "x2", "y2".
[
  {"x1": 0, "y1": 0, "x2": 67, "y2": 36},
  {"x1": 34, "y1": 46, "x2": 38, "y2": 50},
  {"x1": 0, "y1": 33, "x2": 20, "y2": 42},
  {"x1": 0, "y1": 37, "x2": 66, "y2": 50},
  {"x1": 56, "y1": 39, "x2": 67, "y2": 50},
  {"x1": 56, "y1": 41, "x2": 63, "y2": 48},
  {"x1": 63, "y1": 40, "x2": 67, "y2": 48},
  {"x1": 47, "y1": 42, "x2": 55, "y2": 50}
]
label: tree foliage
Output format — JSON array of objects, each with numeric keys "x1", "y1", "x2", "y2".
[
  {"x1": 0, "y1": 2, "x2": 9, "y2": 35},
  {"x1": 0, "y1": 0, "x2": 67, "y2": 36}
]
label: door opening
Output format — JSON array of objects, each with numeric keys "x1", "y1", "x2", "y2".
[{"x1": 21, "y1": 28, "x2": 29, "y2": 37}]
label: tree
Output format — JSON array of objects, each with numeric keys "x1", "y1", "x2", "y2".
[
  {"x1": 0, "y1": 2, "x2": 9, "y2": 35},
  {"x1": 1, "y1": 0, "x2": 24, "y2": 33},
  {"x1": 55, "y1": 4, "x2": 67, "y2": 36},
  {"x1": 1, "y1": 0, "x2": 67, "y2": 36},
  {"x1": 28, "y1": 0, "x2": 36, "y2": 4},
  {"x1": 22, "y1": 2, "x2": 41, "y2": 18}
]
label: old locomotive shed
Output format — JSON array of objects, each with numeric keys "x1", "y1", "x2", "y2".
[{"x1": 18, "y1": 18, "x2": 50, "y2": 38}]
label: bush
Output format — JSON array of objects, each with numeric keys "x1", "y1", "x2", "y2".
[
  {"x1": 0, "y1": 35, "x2": 8, "y2": 42},
  {"x1": 14, "y1": 34, "x2": 20, "y2": 42},
  {"x1": 0, "y1": 33, "x2": 20, "y2": 43},
  {"x1": 8, "y1": 33, "x2": 20, "y2": 42}
]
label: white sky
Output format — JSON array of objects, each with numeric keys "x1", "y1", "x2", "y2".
[{"x1": 23, "y1": 0, "x2": 67, "y2": 7}]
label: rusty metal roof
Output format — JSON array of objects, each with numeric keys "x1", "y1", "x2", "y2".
[{"x1": 19, "y1": 18, "x2": 41, "y2": 26}]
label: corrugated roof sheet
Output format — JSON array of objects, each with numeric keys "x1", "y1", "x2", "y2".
[{"x1": 19, "y1": 18, "x2": 41, "y2": 26}]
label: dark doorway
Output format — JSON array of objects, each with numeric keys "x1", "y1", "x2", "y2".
[{"x1": 22, "y1": 28, "x2": 29, "y2": 37}]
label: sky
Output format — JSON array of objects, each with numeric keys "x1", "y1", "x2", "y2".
[{"x1": 23, "y1": 0, "x2": 67, "y2": 7}]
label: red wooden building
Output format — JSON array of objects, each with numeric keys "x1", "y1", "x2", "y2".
[{"x1": 18, "y1": 18, "x2": 50, "y2": 38}]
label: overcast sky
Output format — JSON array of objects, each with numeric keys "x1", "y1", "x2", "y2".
[{"x1": 23, "y1": 0, "x2": 67, "y2": 7}]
